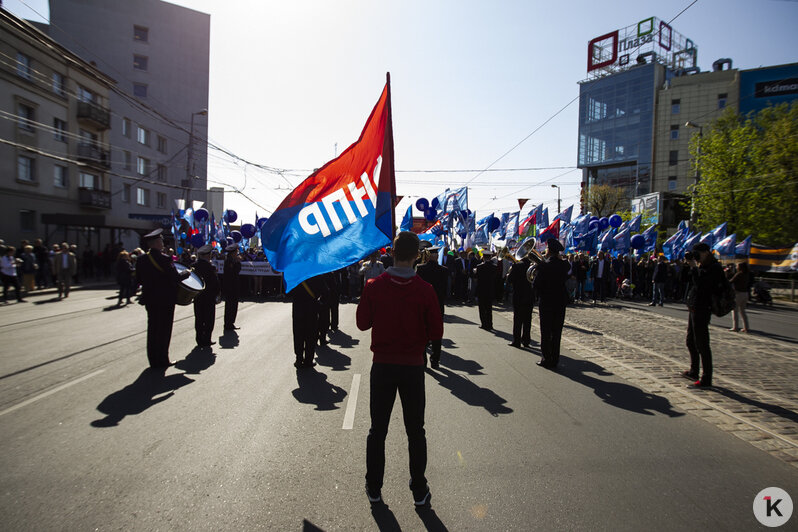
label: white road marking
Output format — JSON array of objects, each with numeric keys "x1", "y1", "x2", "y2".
[
  {"x1": 0, "y1": 369, "x2": 105, "y2": 418},
  {"x1": 342, "y1": 373, "x2": 361, "y2": 430}
]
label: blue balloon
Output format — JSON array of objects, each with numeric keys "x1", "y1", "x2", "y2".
[
  {"x1": 599, "y1": 217, "x2": 610, "y2": 230},
  {"x1": 256, "y1": 217, "x2": 268, "y2": 229},
  {"x1": 194, "y1": 208, "x2": 209, "y2": 222},
  {"x1": 230, "y1": 230, "x2": 242, "y2": 243},
  {"x1": 609, "y1": 214, "x2": 622, "y2": 228},
  {"x1": 240, "y1": 223, "x2": 256, "y2": 239},
  {"x1": 190, "y1": 234, "x2": 205, "y2": 248},
  {"x1": 416, "y1": 198, "x2": 430, "y2": 212},
  {"x1": 589, "y1": 220, "x2": 600, "y2": 232},
  {"x1": 631, "y1": 234, "x2": 646, "y2": 250},
  {"x1": 180, "y1": 232, "x2": 187, "y2": 240},
  {"x1": 226, "y1": 237, "x2": 234, "y2": 245},
  {"x1": 176, "y1": 246, "x2": 183, "y2": 255},
  {"x1": 489, "y1": 217, "x2": 501, "y2": 232},
  {"x1": 224, "y1": 209, "x2": 238, "y2": 223},
  {"x1": 424, "y1": 207, "x2": 437, "y2": 221},
  {"x1": 431, "y1": 197, "x2": 440, "y2": 209},
  {"x1": 589, "y1": 216, "x2": 599, "y2": 224}
]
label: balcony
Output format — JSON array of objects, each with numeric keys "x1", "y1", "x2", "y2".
[
  {"x1": 77, "y1": 101, "x2": 111, "y2": 130},
  {"x1": 78, "y1": 187, "x2": 111, "y2": 209},
  {"x1": 76, "y1": 143, "x2": 111, "y2": 169}
]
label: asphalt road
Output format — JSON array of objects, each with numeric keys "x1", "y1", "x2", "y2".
[{"x1": 1, "y1": 288, "x2": 797, "y2": 531}]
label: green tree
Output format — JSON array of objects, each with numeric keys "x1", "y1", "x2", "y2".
[
  {"x1": 581, "y1": 184, "x2": 628, "y2": 217},
  {"x1": 690, "y1": 103, "x2": 798, "y2": 247}
]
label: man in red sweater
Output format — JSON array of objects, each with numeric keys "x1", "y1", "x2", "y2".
[{"x1": 357, "y1": 231, "x2": 443, "y2": 507}]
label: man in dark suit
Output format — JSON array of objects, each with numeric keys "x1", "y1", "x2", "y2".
[
  {"x1": 591, "y1": 251, "x2": 611, "y2": 303},
  {"x1": 416, "y1": 246, "x2": 448, "y2": 369},
  {"x1": 192, "y1": 244, "x2": 220, "y2": 347},
  {"x1": 474, "y1": 250, "x2": 497, "y2": 330},
  {"x1": 136, "y1": 229, "x2": 188, "y2": 369},
  {"x1": 508, "y1": 252, "x2": 534, "y2": 348},
  {"x1": 223, "y1": 244, "x2": 242, "y2": 330},
  {"x1": 532, "y1": 239, "x2": 570, "y2": 369},
  {"x1": 291, "y1": 274, "x2": 326, "y2": 368}
]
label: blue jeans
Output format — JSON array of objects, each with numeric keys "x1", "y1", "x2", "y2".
[
  {"x1": 652, "y1": 282, "x2": 665, "y2": 304},
  {"x1": 366, "y1": 363, "x2": 427, "y2": 492}
]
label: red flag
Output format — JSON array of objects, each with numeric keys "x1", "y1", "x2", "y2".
[
  {"x1": 519, "y1": 212, "x2": 536, "y2": 237},
  {"x1": 518, "y1": 198, "x2": 529, "y2": 210},
  {"x1": 539, "y1": 219, "x2": 561, "y2": 242}
]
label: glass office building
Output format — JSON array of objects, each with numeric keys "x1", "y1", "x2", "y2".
[{"x1": 577, "y1": 62, "x2": 669, "y2": 197}]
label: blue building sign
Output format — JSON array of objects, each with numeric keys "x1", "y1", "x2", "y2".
[{"x1": 739, "y1": 63, "x2": 798, "y2": 115}]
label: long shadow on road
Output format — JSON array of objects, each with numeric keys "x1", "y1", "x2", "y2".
[
  {"x1": 292, "y1": 369, "x2": 347, "y2": 411},
  {"x1": 426, "y1": 365, "x2": 513, "y2": 417},
  {"x1": 555, "y1": 357, "x2": 684, "y2": 418},
  {"x1": 711, "y1": 386, "x2": 798, "y2": 423},
  {"x1": 91, "y1": 368, "x2": 194, "y2": 427}
]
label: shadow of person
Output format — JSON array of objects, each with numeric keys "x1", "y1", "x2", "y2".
[
  {"x1": 443, "y1": 314, "x2": 477, "y2": 325},
  {"x1": 370, "y1": 502, "x2": 402, "y2": 531},
  {"x1": 440, "y1": 338, "x2": 457, "y2": 349},
  {"x1": 102, "y1": 303, "x2": 126, "y2": 311},
  {"x1": 291, "y1": 369, "x2": 347, "y2": 411},
  {"x1": 33, "y1": 297, "x2": 63, "y2": 305},
  {"x1": 439, "y1": 350, "x2": 484, "y2": 375},
  {"x1": 426, "y1": 367, "x2": 513, "y2": 416},
  {"x1": 556, "y1": 357, "x2": 684, "y2": 418},
  {"x1": 712, "y1": 386, "x2": 798, "y2": 423},
  {"x1": 315, "y1": 344, "x2": 351, "y2": 371},
  {"x1": 563, "y1": 323, "x2": 602, "y2": 336},
  {"x1": 415, "y1": 505, "x2": 449, "y2": 531},
  {"x1": 328, "y1": 329, "x2": 359, "y2": 349},
  {"x1": 219, "y1": 330, "x2": 239, "y2": 349},
  {"x1": 174, "y1": 346, "x2": 216, "y2": 375},
  {"x1": 301, "y1": 519, "x2": 326, "y2": 531},
  {"x1": 90, "y1": 369, "x2": 194, "y2": 427}
]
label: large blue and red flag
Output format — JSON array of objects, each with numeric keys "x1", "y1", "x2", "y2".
[{"x1": 260, "y1": 75, "x2": 396, "y2": 292}]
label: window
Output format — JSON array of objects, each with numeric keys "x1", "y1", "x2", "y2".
[
  {"x1": 52, "y1": 72, "x2": 66, "y2": 97},
  {"x1": 671, "y1": 99, "x2": 680, "y2": 114},
  {"x1": 122, "y1": 118, "x2": 131, "y2": 137},
  {"x1": 670, "y1": 125, "x2": 679, "y2": 140},
  {"x1": 17, "y1": 155, "x2": 35, "y2": 182},
  {"x1": 718, "y1": 93, "x2": 727, "y2": 109},
  {"x1": 157, "y1": 192, "x2": 166, "y2": 208},
  {"x1": 136, "y1": 187, "x2": 150, "y2": 206},
  {"x1": 54, "y1": 165, "x2": 68, "y2": 188},
  {"x1": 123, "y1": 150, "x2": 132, "y2": 170},
  {"x1": 157, "y1": 135, "x2": 167, "y2": 154},
  {"x1": 668, "y1": 176, "x2": 678, "y2": 191},
  {"x1": 669, "y1": 150, "x2": 679, "y2": 166},
  {"x1": 133, "y1": 83, "x2": 148, "y2": 98},
  {"x1": 77, "y1": 85, "x2": 95, "y2": 103},
  {"x1": 53, "y1": 118, "x2": 67, "y2": 142},
  {"x1": 122, "y1": 183, "x2": 131, "y2": 203},
  {"x1": 137, "y1": 125, "x2": 150, "y2": 145},
  {"x1": 16, "y1": 52, "x2": 31, "y2": 80},
  {"x1": 133, "y1": 55, "x2": 148, "y2": 71},
  {"x1": 79, "y1": 172, "x2": 97, "y2": 189},
  {"x1": 137, "y1": 156, "x2": 150, "y2": 176},
  {"x1": 133, "y1": 25, "x2": 148, "y2": 42},
  {"x1": 157, "y1": 164, "x2": 167, "y2": 181},
  {"x1": 20, "y1": 210, "x2": 36, "y2": 232},
  {"x1": 17, "y1": 103, "x2": 34, "y2": 131}
]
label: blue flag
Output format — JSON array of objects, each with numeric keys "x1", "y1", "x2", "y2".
[
  {"x1": 735, "y1": 235, "x2": 752, "y2": 256},
  {"x1": 553, "y1": 205, "x2": 573, "y2": 225},
  {"x1": 575, "y1": 227, "x2": 599, "y2": 254},
  {"x1": 613, "y1": 227, "x2": 631, "y2": 254},
  {"x1": 537, "y1": 207, "x2": 549, "y2": 229},
  {"x1": 642, "y1": 225, "x2": 658, "y2": 253},
  {"x1": 572, "y1": 214, "x2": 590, "y2": 236},
  {"x1": 711, "y1": 222, "x2": 727, "y2": 241},
  {"x1": 628, "y1": 214, "x2": 642, "y2": 233},
  {"x1": 599, "y1": 227, "x2": 617, "y2": 252},
  {"x1": 662, "y1": 229, "x2": 684, "y2": 260},
  {"x1": 683, "y1": 232, "x2": 703, "y2": 256},
  {"x1": 699, "y1": 232, "x2": 715, "y2": 249},
  {"x1": 400, "y1": 205, "x2": 413, "y2": 232},
  {"x1": 435, "y1": 187, "x2": 468, "y2": 214},
  {"x1": 505, "y1": 212, "x2": 520, "y2": 240},
  {"x1": 713, "y1": 233, "x2": 736, "y2": 256}
]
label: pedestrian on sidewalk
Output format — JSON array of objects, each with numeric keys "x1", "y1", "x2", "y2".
[
  {"x1": 533, "y1": 239, "x2": 570, "y2": 369},
  {"x1": 682, "y1": 243, "x2": 724, "y2": 388},
  {"x1": 729, "y1": 262, "x2": 751, "y2": 333},
  {"x1": 115, "y1": 250, "x2": 134, "y2": 305},
  {"x1": 1, "y1": 246, "x2": 25, "y2": 303},
  {"x1": 53, "y1": 242, "x2": 77, "y2": 299},
  {"x1": 19, "y1": 245, "x2": 38, "y2": 294},
  {"x1": 649, "y1": 255, "x2": 667, "y2": 306},
  {"x1": 357, "y1": 231, "x2": 443, "y2": 507}
]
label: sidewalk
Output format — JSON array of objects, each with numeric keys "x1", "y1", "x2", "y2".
[{"x1": 495, "y1": 301, "x2": 798, "y2": 469}]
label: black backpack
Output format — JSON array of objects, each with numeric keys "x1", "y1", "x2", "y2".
[{"x1": 711, "y1": 272, "x2": 736, "y2": 317}]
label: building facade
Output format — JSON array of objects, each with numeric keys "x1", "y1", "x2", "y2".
[
  {"x1": 0, "y1": 9, "x2": 156, "y2": 250},
  {"x1": 47, "y1": 0, "x2": 210, "y2": 251}
]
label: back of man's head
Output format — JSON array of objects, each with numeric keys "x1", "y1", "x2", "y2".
[{"x1": 392, "y1": 231, "x2": 420, "y2": 262}]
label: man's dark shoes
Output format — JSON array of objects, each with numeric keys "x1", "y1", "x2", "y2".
[
  {"x1": 508, "y1": 342, "x2": 521, "y2": 348},
  {"x1": 365, "y1": 483, "x2": 382, "y2": 504},
  {"x1": 294, "y1": 359, "x2": 304, "y2": 369},
  {"x1": 680, "y1": 370, "x2": 698, "y2": 381},
  {"x1": 430, "y1": 359, "x2": 440, "y2": 370},
  {"x1": 224, "y1": 325, "x2": 240, "y2": 331},
  {"x1": 411, "y1": 482, "x2": 431, "y2": 507},
  {"x1": 688, "y1": 379, "x2": 712, "y2": 389},
  {"x1": 303, "y1": 360, "x2": 316, "y2": 368}
]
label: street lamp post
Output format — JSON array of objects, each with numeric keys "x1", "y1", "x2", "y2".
[
  {"x1": 685, "y1": 121, "x2": 703, "y2": 225},
  {"x1": 551, "y1": 184, "x2": 561, "y2": 215},
  {"x1": 185, "y1": 109, "x2": 208, "y2": 200}
]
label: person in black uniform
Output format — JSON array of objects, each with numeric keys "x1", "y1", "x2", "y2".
[
  {"x1": 416, "y1": 246, "x2": 448, "y2": 369},
  {"x1": 532, "y1": 238, "x2": 571, "y2": 369},
  {"x1": 290, "y1": 274, "x2": 326, "y2": 368},
  {"x1": 223, "y1": 244, "x2": 241, "y2": 330},
  {"x1": 317, "y1": 272, "x2": 335, "y2": 346},
  {"x1": 508, "y1": 253, "x2": 533, "y2": 348},
  {"x1": 474, "y1": 250, "x2": 497, "y2": 330},
  {"x1": 192, "y1": 244, "x2": 220, "y2": 347},
  {"x1": 135, "y1": 229, "x2": 188, "y2": 369}
]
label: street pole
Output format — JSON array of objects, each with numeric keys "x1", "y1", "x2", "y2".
[
  {"x1": 551, "y1": 184, "x2": 561, "y2": 214},
  {"x1": 685, "y1": 121, "x2": 702, "y2": 226},
  {"x1": 186, "y1": 109, "x2": 208, "y2": 201}
]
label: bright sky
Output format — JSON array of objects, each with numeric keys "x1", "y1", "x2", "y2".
[{"x1": 5, "y1": 0, "x2": 798, "y2": 224}]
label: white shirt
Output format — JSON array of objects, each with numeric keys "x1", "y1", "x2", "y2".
[
  {"x1": 597, "y1": 259, "x2": 605, "y2": 278},
  {"x1": 62, "y1": 252, "x2": 69, "y2": 268},
  {"x1": 1, "y1": 256, "x2": 18, "y2": 276}
]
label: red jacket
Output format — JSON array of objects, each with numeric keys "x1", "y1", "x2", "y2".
[{"x1": 356, "y1": 271, "x2": 443, "y2": 365}]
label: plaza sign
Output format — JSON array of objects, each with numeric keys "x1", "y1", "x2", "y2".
[{"x1": 587, "y1": 17, "x2": 697, "y2": 78}]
